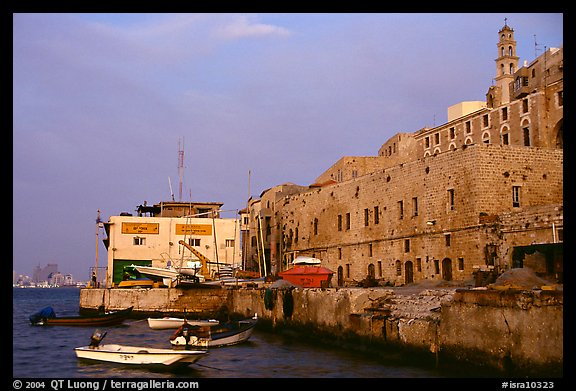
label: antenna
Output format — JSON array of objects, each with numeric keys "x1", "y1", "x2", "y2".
[
  {"x1": 178, "y1": 138, "x2": 184, "y2": 202},
  {"x1": 534, "y1": 34, "x2": 542, "y2": 59},
  {"x1": 168, "y1": 177, "x2": 175, "y2": 201}
]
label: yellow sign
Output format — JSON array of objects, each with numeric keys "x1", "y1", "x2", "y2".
[
  {"x1": 121, "y1": 222, "x2": 159, "y2": 234},
  {"x1": 176, "y1": 224, "x2": 212, "y2": 236}
]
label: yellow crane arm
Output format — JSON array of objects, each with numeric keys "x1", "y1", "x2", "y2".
[{"x1": 178, "y1": 240, "x2": 211, "y2": 277}]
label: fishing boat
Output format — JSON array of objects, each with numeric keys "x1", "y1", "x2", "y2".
[
  {"x1": 147, "y1": 317, "x2": 219, "y2": 330},
  {"x1": 29, "y1": 306, "x2": 133, "y2": 327},
  {"x1": 170, "y1": 314, "x2": 258, "y2": 348},
  {"x1": 74, "y1": 330, "x2": 207, "y2": 368},
  {"x1": 278, "y1": 256, "x2": 334, "y2": 288}
]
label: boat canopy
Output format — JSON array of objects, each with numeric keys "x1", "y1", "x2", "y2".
[{"x1": 292, "y1": 256, "x2": 322, "y2": 265}]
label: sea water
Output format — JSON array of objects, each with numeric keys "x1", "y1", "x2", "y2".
[{"x1": 13, "y1": 287, "x2": 508, "y2": 383}]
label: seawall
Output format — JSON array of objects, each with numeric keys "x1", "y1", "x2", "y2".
[{"x1": 79, "y1": 285, "x2": 562, "y2": 377}]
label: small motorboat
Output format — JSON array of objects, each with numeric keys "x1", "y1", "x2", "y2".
[
  {"x1": 75, "y1": 329, "x2": 208, "y2": 368},
  {"x1": 147, "y1": 317, "x2": 219, "y2": 330},
  {"x1": 170, "y1": 314, "x2": 258, "y2": 348},
  {"x1": 29, "y1": 306, "x2": 133, "y2": 327}
]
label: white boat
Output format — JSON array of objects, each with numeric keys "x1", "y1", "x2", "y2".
[
  {"x1": 147, "y1": 317, "x2": 219, "y2": 330},
  {"x1": 170, "y1": 314, "x2": 258, "y2": 348},
  {"x1": 133, "y1": 265, "x2": 180, "y2": 279},
  {"x1": 74, "y1": 330, "x2": 207, "y2": 368}
]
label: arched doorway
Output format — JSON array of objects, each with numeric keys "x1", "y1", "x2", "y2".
[
  {"x1": 404, "y1": 261, "x2": 414, "y2": 284},
  {"x1": 337, "y1": 266, "x2": 344, "y2": 287},
  {"x1": 554, "y1": 119, "x2": 563, "y2": 148},
  {"x1": 367, "y1": 263, "x2": 375, "y2": 280},
  {"x1": 442, "y1": 258, "x2": 453, "y2": 281}
]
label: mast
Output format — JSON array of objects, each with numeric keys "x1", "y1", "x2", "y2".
[{"x1": 178, "y1": 138, "x2": 184, "y2": 202}]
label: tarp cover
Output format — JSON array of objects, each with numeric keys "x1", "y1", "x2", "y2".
[{"x1": 29, "y1": 306, "x2": 56, "y2": 324}]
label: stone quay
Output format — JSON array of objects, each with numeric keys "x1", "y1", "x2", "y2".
[{"x1": 79, "y1": 283, "x2": 562, "y2": 377}]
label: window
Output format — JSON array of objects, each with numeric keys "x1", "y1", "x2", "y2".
[
  {"x1": 458, "y1": 257, "x2": 464, "y2": 271},
  {"x1": 374, "y1": 206, "x2": 379, "y2": 225},
  {"x1": 404, "y1": 239, "x2": 410, "y2": 253},
  {"x1": 337, "y1": 214, "x2": 342, "y2": 231},
  {"x1": 346, "y1": 264, "x2": 350, "y2": 278},
  {"x1": 369, "y1": 243, "x2": 373, "y2": 257},
  {"x1": 295, "y1": 227, "x2": 298, "y2": 243},
  {"x1": 398, "y1": 201, "x2": 404, "y2": 220},
  {"x1": 396, "y1": 260, "x2": 402, "y2": 276},
  {"x1": 434, "y1": 259, "x2": 440, "y2": 274},
  {"x1": 447, "y1": 189, "x2": 455, "y2": 211},
  {"x1": 465, "y1": 121, "x2": 471, "y2": 134},
  {"x1": 434, "y1": 133, "x2": 440, "y2": 145},
  {"x1": 483, "y1": 114, "x2": 489, "y2": 128},
  {"x1": 338, "y1": 247, "x2": 342, "y2": 259},
  {"x1": 502, "y1": 107, "x2": 508, "y2": 121},
  {"x1": 522, "y1": 98, "x2": 529, "y2": 113},
  {"x1": 189, "y1": 238, "x2": 201, "y2": 247},
  {"x1": 502, "y1": 133, "x2": 510, "y2": 145},
  {"x1": 449, "y1": 127, "x2": 455, "y2": 139},
  {"x1": 352, "y1": 170, "x2": 358, "y2": 178},
  {"x1": 364, "y1": 208, "x2": 369, "y2": 226},
  {"x1": 412, "y1": 197, "x2": 418, "y2": 217},
  {"x1": 523, "y1": 126, "x2": 531, "y2": 146},
  {"x1": 133, "y1": 237, "x2": 145, "y2": 246},
  {"x1": 558, "y1": 91, "x2": 563, "y2": 107},
  {"x1": 225, "y1": 239, "x2": 234, "y2": 247},
  {"x1": 378, "y1": 261, "x2": 382, "y2": 277},
  {"x1": 445, "y1": 234, "x2": 451, "y2": 247},
  {"x1": 345, "y1": 213, "x2": 351, "y2": 230},
  {"x1": 313, "y1": 218, "x2": 318, "y2": 235},
  {"x1": 243, "y1": 216, "x2": 249, "y2": 225},
  {"x1": 416, "y1": 257, "x2": 422, "y2": 272},
  {"x1": 512, "y1": 186, "x2": 521, "y2": 207},
  {"x1": 425, "y1": 136, "x2": 430, "y2": 149}
]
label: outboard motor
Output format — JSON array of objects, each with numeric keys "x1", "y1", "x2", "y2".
[{"x1": 89, "y1": 329, "x2": 107, "y2": 348}]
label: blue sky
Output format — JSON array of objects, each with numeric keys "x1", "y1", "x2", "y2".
[{"x1": 12, "y1": 13, "x2": 563, "y2": 280}]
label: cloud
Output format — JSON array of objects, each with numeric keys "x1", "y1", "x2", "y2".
[{"x1": 216, "y1": 15, "x2": 291, "y2": 40}]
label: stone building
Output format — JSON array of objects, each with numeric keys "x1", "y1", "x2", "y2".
[{"x1": 245, "y1": 23, "x2": 563, "y2": 286}]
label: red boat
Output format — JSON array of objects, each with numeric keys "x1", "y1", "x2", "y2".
[{"x1": 279, "y1": 257, "x2": 334, "y2": 288}]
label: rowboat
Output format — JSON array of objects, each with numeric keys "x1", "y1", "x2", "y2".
[
  {"x1": 74, "y1": 330, "x2": 207, "y2": 368},
  {"x1": 147, "y1": 317, "x2": 219, "y2": 330},
  {"x1": 29, "y1": 306, "x2": 133, "y2": 327},
  {"x1": 170, "y1": 314, "x2": 258, "y2": 348}
]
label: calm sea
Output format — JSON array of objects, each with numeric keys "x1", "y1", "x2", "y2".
[{"x1": 13, "y1": 287, "x2": 509, "y2": 384}]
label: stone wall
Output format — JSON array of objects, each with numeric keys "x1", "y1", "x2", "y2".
[{"x1": 279, "y1": 144, "x2": 563, "y2": 285}]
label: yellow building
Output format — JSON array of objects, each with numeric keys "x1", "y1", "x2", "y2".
[{"x1": 101, "y1": 201, "x2": 241, "y2": 287}]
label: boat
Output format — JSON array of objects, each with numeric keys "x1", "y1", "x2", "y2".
[
  {"x1": 170, "y1": 314, "x2": 258, "y2": 348},
  {"x1": 278, "y1": 256, "x2": 334, "y2": 288},
  {"x1": 74, "y1": 329, "x2": 208, "y2": 368},
  {"x1": 147, "y1": 317, "x2": 219, "y2": 330},
  {"x1": 29, "y1": 306, "x2": 133, "y2": 327}
]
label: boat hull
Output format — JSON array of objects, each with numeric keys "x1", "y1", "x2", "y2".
[
  {"x1": 279, "y1": 266, "x2": 334, "y2": 288},
  {"x1": 75, "y1": 344, "x2": 207, "y2": 367},
  {"x1": 147, "y1": 317, "x2": 219, "y2": 330},
  {"x1": 171, "y1": 317, "x2": 258, "y2": 348},
  {"x1": 30, "y1": 307, "x2": 133, "y2": 327}
]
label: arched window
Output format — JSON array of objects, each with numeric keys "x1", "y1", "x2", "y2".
[
  {"x1": 522, "y1": 119, "x2": 531, "y2": 146},
  {"x1": 500, "y1": 125, "x2": 510, "y2": 145},
  {"x1": 482, "y1": 131, "x2": 491, "y2": 144},
  {"x1": 501, "y1": 63, "x2": 505, "y2": 75},
  {"x1": 501, "y1": 46, "x2": 504, "y2": 57},
  {"x1": 508, "y1": 46, "x2": 513, "y2": 56},
  {"x1": 465, "y1": 137, "x2": 473, "y2": 145},
  {"x1": 509, "y1": 63, "x2": 514, "y2": 74}
]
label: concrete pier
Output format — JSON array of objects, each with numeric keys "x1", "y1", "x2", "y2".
[{"x1": 80, "y1": 285, "x2": 563, "y2": 376}]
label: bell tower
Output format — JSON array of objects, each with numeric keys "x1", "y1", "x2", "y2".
[{"x1": 494, "y1": 19, "x2": 519, "y2": 104}]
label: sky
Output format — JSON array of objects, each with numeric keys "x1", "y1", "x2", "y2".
[{"x1": 12, "y1": 13, "x2": 563, "y2": 281}]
